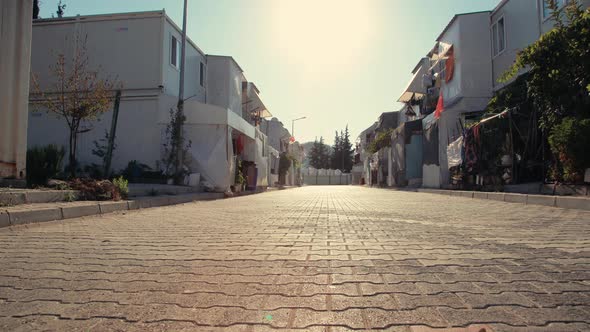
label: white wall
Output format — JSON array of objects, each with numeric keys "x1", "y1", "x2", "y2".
[
  {"x1": 206, "y1": 56, "x2": 244, "y2": 117},
  {"x1": 162, "y1": 18, "x2": 207, "y2": 103},
  {"x1": 0, "y1": 0, "x2": 32, "y2": 179},
  {"x1": 458, "y1": 12, "x2": 493, "y2": 99},
  {"x1": 32, "y1": 14, "x2": 163, "y2": 92},
  {"x1": 29, "y1": 13, "x2": 166, "y2": 173},
  {"x1": 491, "y1": 0, "x2": 541, "y2": 89}
]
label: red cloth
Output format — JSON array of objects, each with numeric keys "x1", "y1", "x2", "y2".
[
  {"x1": 290, "y1": 136, "x2": 295, "y2": 143},
  {"x1": 434, "y1": 91, "x2": 444, "y2": 119},
  {"x1": 445, "y1": 46, "x2": 455, "y2": 82},
  {"x1": 236, "y1": 135, "x2": 244, "y2": 154}
]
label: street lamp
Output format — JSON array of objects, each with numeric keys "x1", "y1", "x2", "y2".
[{"x1": 291, "y1": 116, "x2": 307, "y2": 140}]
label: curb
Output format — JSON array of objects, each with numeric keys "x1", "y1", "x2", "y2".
[
  {"x1": 1, "y1": 192, "x2": 225, "y2": 229},
  {"x1": 417, "y1": 188, "x2": 590, "y2": 211}
]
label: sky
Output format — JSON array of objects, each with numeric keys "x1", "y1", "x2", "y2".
[{"x1": 40, "y1": 0, "x2": 499, "y2": 145}]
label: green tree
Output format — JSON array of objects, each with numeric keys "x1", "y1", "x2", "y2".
[
  {"x1": 308, "y1": 138, "x2": 322, "y2": 169},
  {"x1": 341, "y1": 126, "x2": 354, "y2": 172},
  {"x1": 501, "y1": 1, "x2": 590, "y2": 130},
  {"x1": 330, "y1": 131, "x2": 342, "y2": 170},
  {"x1": 500, "y1": 1, "x2": 590, "y2": 181},
  {"x1": 33, "y1": 0, "x2": 40, "y2": 19}
]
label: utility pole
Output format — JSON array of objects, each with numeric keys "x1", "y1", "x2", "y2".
[
  {"x1": 291, "y1": 116, "x2": 307, "y2": 140},
  {"x1": 175, "y1": 0, "x2": 188, "y2": 184}
]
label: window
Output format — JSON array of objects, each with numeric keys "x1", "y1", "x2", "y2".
[
  {"x1": 199, "y1": 62, "x2": 205, "y2": 87},
  {"x1": 492, "y1": 17, "x2": 505, "y2": 57},
  {"x1": 542, "y1": 0, "x2": 568, "y2": 19},
  {"x1": 170, "y1": 36, "x2": 181, "y2": 68}
]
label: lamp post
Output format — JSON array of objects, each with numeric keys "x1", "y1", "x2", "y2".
[
  {"x1": 291, "y1": 116, "x2": 307, "y2": 140},
  {"x1": 174, "y1": 0, "x2": 188, "y2": 184}
]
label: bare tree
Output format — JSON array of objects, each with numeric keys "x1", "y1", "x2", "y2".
[{"x1": 32, "y1": 35, "x2": 118, "y2": 177}]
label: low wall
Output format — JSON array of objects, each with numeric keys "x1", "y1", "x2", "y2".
[{"x1": 303, "y1": 174, "x2": 352, "y2": 186}]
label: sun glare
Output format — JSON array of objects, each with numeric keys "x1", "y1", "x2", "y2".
[{"x1": 271, "y1": 0, "x2": 378, "y2": 74}]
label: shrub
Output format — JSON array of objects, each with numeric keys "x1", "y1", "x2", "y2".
[
  {"x1": 548, "y1": 117, "x2": 590, "y2": 182},
  {"x1": 26, "y1": 145, "x2": 65, "y2": 187},
  {"x1": 69, "y1": 178, "x2": 120, "y2": 201},
  {"x1": 112, "y1": 176, "x2": 129, "y2": 199}
]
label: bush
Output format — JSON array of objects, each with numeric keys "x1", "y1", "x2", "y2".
[
  {"x1": 112, "y1": 176, "x2": 129, "y2": 199},
  {"x1": 69, "y1": 178, "x2": 121, "y2": 201},
  {"x1": 26, "y1": 145, "x2": 65, "y2": 187},
  {"x1": 548, "y1": 117, "x2": 590, "y2": 182}
]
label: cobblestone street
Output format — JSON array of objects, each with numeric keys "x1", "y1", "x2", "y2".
[{"x1": 1, "y1": 186, "x2": 590, "y2": 331}]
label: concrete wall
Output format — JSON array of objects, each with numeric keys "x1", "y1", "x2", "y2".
[
  {"x1": 457, "y1": 12, "x2": 493, "y2": 99},
  {"x1": 162, "y1": 17, "x2": 207, "y2": 103},
  {"x1": 29, "y1": 13, "x2": 167, "y2": 173},
  {"x1": 260, "y1": 118, "x2": 290, "y2": 153},
  {"x1": 32, "y1": 13, "x2": 163, "y2": 92},
  {"x1": 0, "y1": 0, "x2": 32, "y2": 180},
  {"x1": 491, "y1": 0, "x2": 542, "y2": 90},
  {"x1": 206, "y1": 56, "x2": 245, "y2": 117}
]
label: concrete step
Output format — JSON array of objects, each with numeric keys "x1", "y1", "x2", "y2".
[{"x1": 0, "y1": 189, "x2": 78, "y2": 207}]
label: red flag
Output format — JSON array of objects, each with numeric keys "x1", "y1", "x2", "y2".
[
  {"x1": 290, "y1": 136, "x2": 296, "y2": 143},
  {"x1": 435, "y1": 91, "x2": 444, "y2": 119}
]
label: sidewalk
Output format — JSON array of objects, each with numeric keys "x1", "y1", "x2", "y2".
[
  {"x1": 0, "y1": 192, "x2": 223, "y2": 228},
  {"x1": 0, "y1": 186, "x2": 299, "y2": 229},
  {"x1": 416, "y1": 188, "x2": 590, "y2": 211}
]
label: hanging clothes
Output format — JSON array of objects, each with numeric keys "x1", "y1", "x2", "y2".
[
  {"x1": 434, "y1": 91, "x2": 444, "y2": 119},
  {"x1": 464, "y1": 125, "x2": 480, "y2": 172},
  {"x1": 447, "y1": 136, "x2": 463, "y2": 169}
]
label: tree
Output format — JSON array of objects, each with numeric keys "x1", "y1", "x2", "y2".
[
  {"x1": 56, "y1": 0, "x2": 66, "y2": 18},
  {"x1": 341, "y1": 126, "x2": 354, "y2": 172},
  {"x1": 33, "y1": 0, "x2": 40, "y2": 19},
  {"x1": 330, "y1": 131, "x2": 341, "y2": 170},
  {"x1": 501, "y1": 0, "x2": 590, "y2": 130},
  {"x1": 501, "y1": 1, "x2": 590, "y2": 181},
  {"x1": 32, "y1": 35, "x2": 118, "y2": 177}
]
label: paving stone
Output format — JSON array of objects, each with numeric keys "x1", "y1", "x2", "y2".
[{"x1": 0, "y1": 186, "x2": 589, "y2": 330}]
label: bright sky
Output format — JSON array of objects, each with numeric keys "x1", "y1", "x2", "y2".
[{"x1": 40, "y1": 0, "x2": 499, "y2": 145}]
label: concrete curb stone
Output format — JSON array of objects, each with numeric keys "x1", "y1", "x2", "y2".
[
  {"x1": 61, "y1": 204, "x2": 101, "y2": 219},
  {"x1": 0, "y1": 210, "x2": 9, "y2": 228},
  {"x1": 556, "y1": 196, "x2": 590, "y2": 211},
  {"x1": 473, "y1": 192, "x2": 488, "y2": 200},
  {"x1": 99, "y1": 201, "x2": 129, "y2": 214},
  {"x1": 526, "y1": 195, "x2": 556, "y2": 207},
  {"x1": 415, "y1": 187, "x2": 590, "y2": 211},
  {"x1": 8, "y1": 208, "x2": 63, "y2": 226},
  {"x1": 487, "y1": 192, "x2": 506, "y2": 202},
  {"x1": 504, "y1": 193, "x2": 527, "y2": 204}
]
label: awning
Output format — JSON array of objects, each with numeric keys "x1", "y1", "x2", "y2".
[
  {"x1": 397, "y1": 58, "x2": 429, "y2": 103},
  {"x1": 243, "y1": 82, "x2": 272, "y2": 118}
]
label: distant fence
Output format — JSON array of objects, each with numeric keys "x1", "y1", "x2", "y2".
[{"x1": 303, "y1": 174, "x2": 352, "y2": 185}]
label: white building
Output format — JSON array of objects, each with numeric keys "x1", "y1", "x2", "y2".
[
  {"x1": 28, "y1": 11, "x2": 273, "y2": 192},
  {"x1": 0, "y1": 0, "x2": 32, "y2": 183}
]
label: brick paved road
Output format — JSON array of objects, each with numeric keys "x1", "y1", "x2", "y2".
[{"x1": 1, "y1": 186, "x2": 590, "y2": 331}]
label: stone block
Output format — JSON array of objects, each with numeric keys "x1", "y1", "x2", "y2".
[
  {"x1": 459, "y1": 191, "x2": 474, "y2": 198},
  {"x1": 504, "y1": 193, "x2": 527, "y2": 204},
  {"x1": 556, "y1": 197, "x2": 590, "y2": 211},
  {"x1": 99, "y1": 201, "x2": 129, "y2": 214},
  {"x1": 8, "y1": 208, "x2": 62, "y2": 225},
  {"x1": 526, "y1": 195, "x2": 556, "y2": 207},
  {"x1": 473, "y1": 192, "x2": 488, "y2": 200},
  {"x1": 61, "y1": 204, "x2": 100, "y2": 219},
  {"x1": 0, "y1": 210, "x2": 9, "y2": 228},
  {"x1": 487, "y1": 192, "x2": 505, "y2": 202}
]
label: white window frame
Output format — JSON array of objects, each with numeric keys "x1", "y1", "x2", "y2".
[
  {"x1": 170, "y1": 34, "x2": 181, "y2": 70},
  {"x1": 491, "y1": 16, "x2": 506, "y2": 58},
  {"x1": 541, "y1": 0, "x2": 568, "y2": 21}
]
